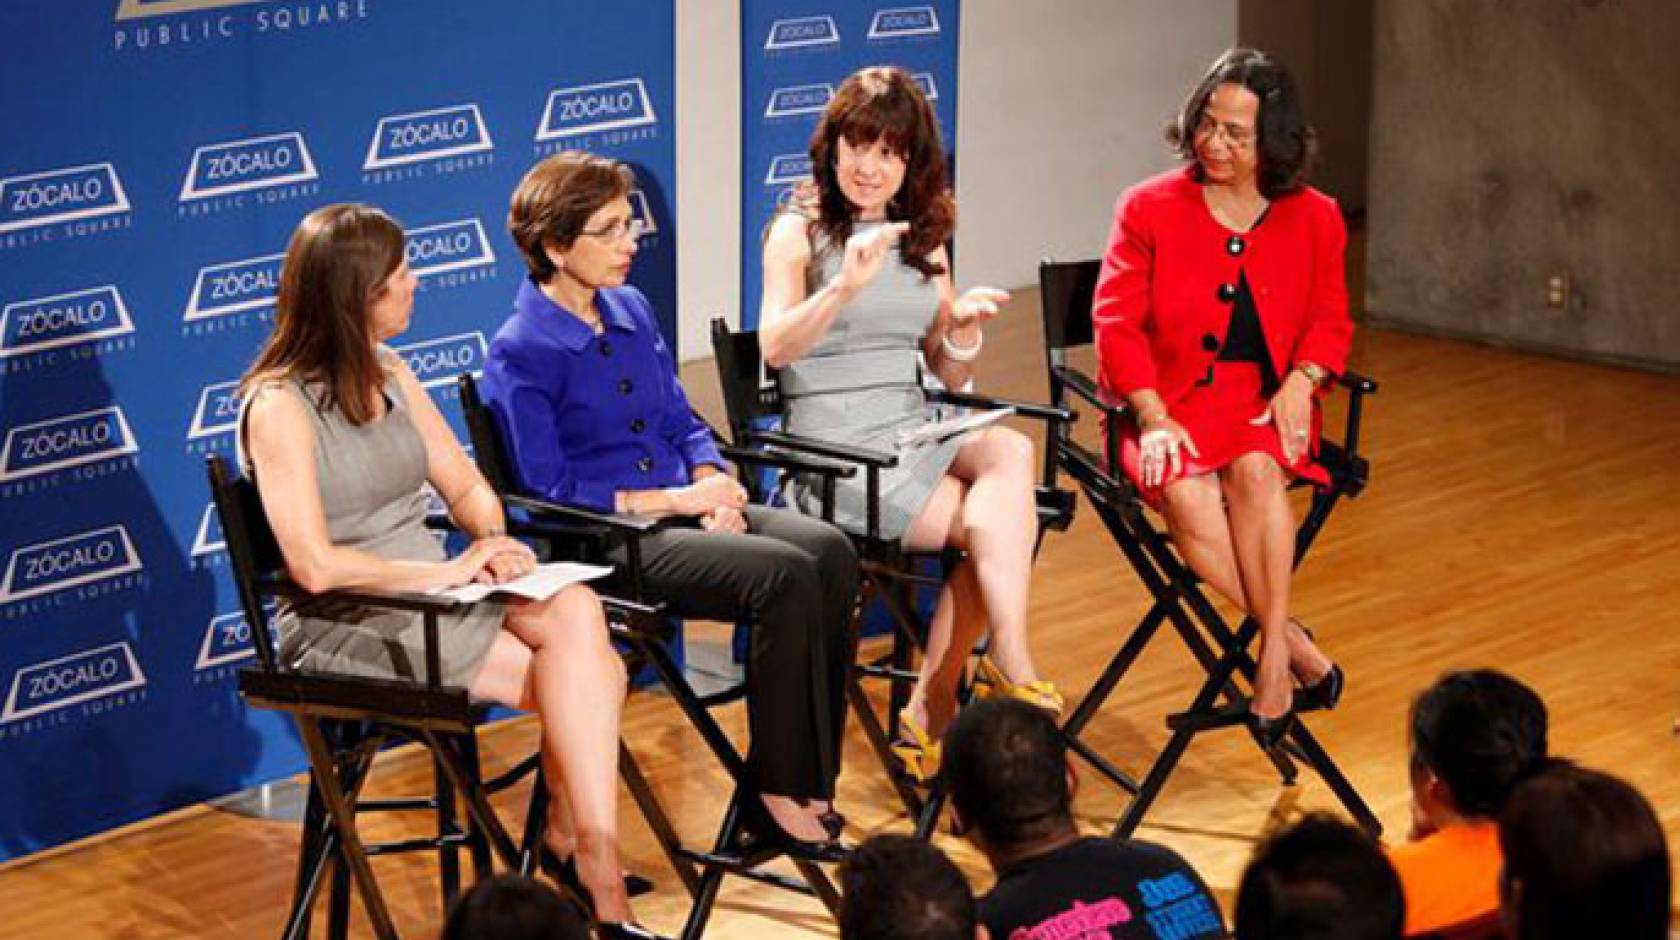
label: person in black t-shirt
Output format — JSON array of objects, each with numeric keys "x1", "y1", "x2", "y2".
[{"x1": 946, "y1": 699, "x2": 1227, "y2": 940}]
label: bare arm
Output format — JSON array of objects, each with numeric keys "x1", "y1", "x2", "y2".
[
  {"x1": 244, "y1": 382, "x2": 489, "y2": 594},
  {"x1": 389, "y1": 354, "x2": 504, "y2": 539},
  {"x1": 758, "y1": 212, "x2": 853, "y2": 368},
  {"x1": 758, "y1": 213, "x2": 909, "y2": 368},
  {"x1": 921, "y1": 246, "x2": 1007, "y2": 390}
]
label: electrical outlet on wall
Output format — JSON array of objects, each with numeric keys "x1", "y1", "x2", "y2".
[{"x1": 1546, "y1": 273, "x2": 1570, "y2": 310}]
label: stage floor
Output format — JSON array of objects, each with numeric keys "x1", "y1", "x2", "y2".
[{"x1": 3, "y1": 291, "x2": 1678, "y2": 938}]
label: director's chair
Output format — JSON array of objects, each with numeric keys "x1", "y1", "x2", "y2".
[
  {"x1": 1038, "y1": 258, "x2": 1381, "y2": 839},
  {"x1": 708, "y1": 316, "x2": 1077, "y2": 839},
  {"x1": 457, "y1": 373, "x2": 854, "y2": 940}
]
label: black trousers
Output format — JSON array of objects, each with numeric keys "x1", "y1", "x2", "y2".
[{"x1": 613, "y1": 506, "x2": 858, "y2": 800}]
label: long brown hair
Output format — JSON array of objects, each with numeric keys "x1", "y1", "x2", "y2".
[
  {"x1": 807, "y1": 66, "x2": 954, "y2": 279},
  {"x1": 240, "y1": 204, "x2": 404, "y2": 426}
]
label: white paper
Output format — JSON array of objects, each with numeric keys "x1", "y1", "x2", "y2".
[
  {"x1": 896, "y1": 406, "x2": 1015, "y2": 449},
  {"x1": 429, "y1": 562, "x2": 614, "y2": 603}
]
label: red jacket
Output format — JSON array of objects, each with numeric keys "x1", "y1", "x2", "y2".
[{"x1": 1093, "y1": 166, "x2": 1352, "y2": 406}]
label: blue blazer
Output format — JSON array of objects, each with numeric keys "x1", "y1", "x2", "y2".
[{"x1": 482, "y1": 281, "x2": 722, "y2": 512}]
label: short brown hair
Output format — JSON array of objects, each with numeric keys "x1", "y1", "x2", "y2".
[
  {"x1": 508, "y1": 151, "x2": 635, "y2": 281},
  {"x1": 240, "y1": 203, "x2": 404, "y2": 427}
]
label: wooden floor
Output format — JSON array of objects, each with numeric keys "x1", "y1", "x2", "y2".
[{"x1": 3, "y1": 292, "x2": 1678, "y2": 939}]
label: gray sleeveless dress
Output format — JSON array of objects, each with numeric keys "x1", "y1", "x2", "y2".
[
  {"x1": 780, "y1": 221, "x2": 965, "y2": 541},
  {"x1": 239, "y1": 355, "x2": 502, "y2": 688}
]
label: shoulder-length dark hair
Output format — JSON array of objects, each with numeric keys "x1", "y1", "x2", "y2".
[
  {"x1": 1499, "y1": 761, "x2": 1671, "y2": 940},
  {"x1": 240, "y1": 204, "x2": 404, "y2": 426},
  {"x1": 1166, "y1": 48, "x2": 1317, "y2": 199},
  {"x1": 807, "y1": 65, "x2": 954, "y2": 279}
]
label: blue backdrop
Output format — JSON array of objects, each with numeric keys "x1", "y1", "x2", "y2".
[
  {"x1": 0, "y1": 0, "x2": 675, "y2": 862},
  {"x1": 739, "y1": 1, "x2": 961, "y2": 327}
]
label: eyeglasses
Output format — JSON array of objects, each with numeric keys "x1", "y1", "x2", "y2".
[
  {"x1": 579, "y1": 218, "x2": 647, "y2": 244},
  {"x1": 1195, "y1": 115, "x2": 1256, "y2": 151}
]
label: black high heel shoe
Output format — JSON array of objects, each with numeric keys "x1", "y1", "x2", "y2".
[
  {"x1": 817, "y1": 808, "x2": 847, "y2": 841},
  {"x1": 539, "y1": 846, "x2": 654, "y2": 899},
  {"x1": 1250, "y1": 709, "x2": 1295, "y2": 750},
  {"x1": 744, "y1": 800, "x2": 850, "y2": 864},
  {"x1": 1295, "y1": 664, "x2": 1345, "y2": 712},
  {"x1": 538, "y1": 848, "x2": 668, "y2": 940}
]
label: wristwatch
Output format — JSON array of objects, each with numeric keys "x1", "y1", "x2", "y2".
[{"x1": 1294, "y1": 361, "x2": 1329, "y2": 387}]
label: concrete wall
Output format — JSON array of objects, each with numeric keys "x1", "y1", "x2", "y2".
[
  {"x1": 1239, "y1": 0, "x2": 1372, "y2": 212},
  {"x1": 673, "y1": 1, "x2": 1237, "y2": 358},
  {"x1": 1366, "y1": 0, "x2": 1680, "y2": 369},
  {"x1": 952, "y1": 0, "x2": 1237, "y2": 290}
]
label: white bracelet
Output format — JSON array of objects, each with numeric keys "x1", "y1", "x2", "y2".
[{"x1": 940, "y1": 330, "x2": 983, "y2": 362}]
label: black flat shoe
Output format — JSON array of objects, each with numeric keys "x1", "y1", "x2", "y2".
[
  {"x1": 1295, "y1": 664, "x2": 1345, "y2": 712},
  {"x1": 538, "y1": 847, "x2": 654, "y2": 909},
  {"x1": 744, "y1": 803, "x2": 850, "y2": 864}
]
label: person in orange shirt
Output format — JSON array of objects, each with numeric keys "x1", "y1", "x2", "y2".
[{"x1": 1387, "y1": 671, "x2": 1548, "y2": 937}]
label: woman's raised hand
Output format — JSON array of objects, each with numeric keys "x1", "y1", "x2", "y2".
[
  {"x1": 837, "y1": 221, "x2": 910, "y2": 297},
  {"x1": 951, "y1": 286, "x2": 1010, "y2": 329}
]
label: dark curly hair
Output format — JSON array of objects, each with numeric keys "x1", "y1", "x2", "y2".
[
  {"x1": 1410, "y1": 669, "x2": 1549, "y2": 818},
  {"x1": 1166, "y1": 47, "x2": 1317, "y2": 199},
  {"x1": 806, "y1": 65, "x2": 954, "y2": 279}
]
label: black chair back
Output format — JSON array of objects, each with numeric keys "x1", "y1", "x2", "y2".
[
  {"x1": 457, "y1": 373, "x2": 518, "y2": 493},
  {"x1": 205, "y1": 454, "x2": 284, "y2": 675},
  {"x1": 709, "y1": 316, "x2": 782, "y2": 444},
  {"x1": 1038, "y1": 258, "x2": 1101, "y2": 359}
]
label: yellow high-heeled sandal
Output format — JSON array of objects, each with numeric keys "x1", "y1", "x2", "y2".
[
  {"x1": 973, "y1": 658, "x2": 1066, "y2": 716},
  {"x1": 891, "y1": 712, "x2": 942, "y2": 783}
]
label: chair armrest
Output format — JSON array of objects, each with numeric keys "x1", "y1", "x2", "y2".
[
  {"x1": 720, "y1": 444, "x2": 857, "y2": 480},
  {"x1": 751, "y1": 430, "x2": 899, "y2": 469},
  {"x1": 501, "y1": 493, "x2": 667, "y2": 534},
  {"x1": 1336, "y1": 369, "x2": 1378, "y2": 395},
  {"x1": 925, "y1": 388, "x2": 1074, "y2": 423},
  {"x1": 261, "y1": 575, "x2": 468, "y2": 615},
  {"x1": 1052, "y1": 365, "x2": 1128, "y2": 420}
]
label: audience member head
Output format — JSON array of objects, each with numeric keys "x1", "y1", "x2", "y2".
[
  {"x1": 1498, "y1": 761, "x2": 1670, "y2": 940},
  {"x1": 242, "y1": 203, "x2": 407, "y2": 426},
  {"x1": 439, "y1": 874, "x2": 589, "y2": 940},
  {"x1": 944, "y1": 698, "x2": 1076, "y2": 859},
  {"x1": 1166, "y1": 47, "x2": 1316, "y2": 198},
  {"x1": 1408, "y1": 670, "x2": 1547, "y2": 832},
  {"x1": 806, "y1": 64, "x2": 954, "y2": 277},
  {"x1": 507, "y1": 150, "x2": 636, "y2": 283},
  {"x1": 1233, "y1": 813, "x2": 1403, "y2": 940},
  {"x1": 839, "y1": 834, "x2": 981, "y2": 940}
]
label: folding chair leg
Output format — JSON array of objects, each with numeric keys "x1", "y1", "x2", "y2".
[
  {"x1": 1283, "y1": 722, "x2": 1382, "y2": 836},
  {"x1": 847, "y1": 674, "x2": 925, "y2": 818},
  {"x1": 423, "y1": 732, "x2": 522, "y2": 869},
  {"x1": 458, "y1": 733, "x2": 493, "y2": 882},
  {"x1": 620, "y1": 740, "x2": 701, "y2": 897},
  {"x1": 517, "y1": 767, "x2": 549, "y2": 879},
  {"x1": 435, "y1": 751, "x2": 461, "y2": 909},
  {"x1": 296, "y1": 720, "x2": 398, "y2": 940},
  {"x1": 326, "y1": 856, "x2": 351, "y2": 940},
  {"x1": 1112, "y1": 724, "x2": 1197, "y2": 840},
  {"x1": 283, "y1": 783, "x2": 330, "y2": 940}
]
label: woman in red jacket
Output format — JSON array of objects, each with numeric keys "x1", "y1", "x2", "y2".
[{"x1": 1093, "y1": 48, "x2": 1352, "y2": 743}]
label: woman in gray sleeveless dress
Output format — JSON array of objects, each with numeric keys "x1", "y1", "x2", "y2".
[
  {"x1": 239, "y1": 205, "x2": 654, "y2": 934},
  {"x1": 759, "y1": 67, "x2": 1062, "y2": 782}
]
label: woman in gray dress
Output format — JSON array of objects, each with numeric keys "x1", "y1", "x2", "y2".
[
  {"x1": 759, "y1": 67, "x2": 1059, "y2": 781},
  {"x1": 239, "y1": 205, "x2": 653, "y2": 937}
]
